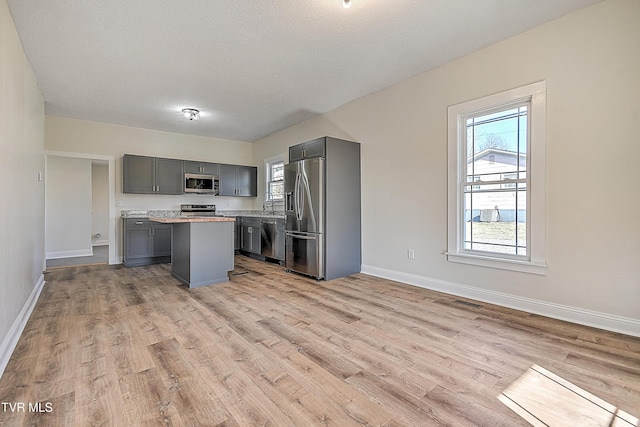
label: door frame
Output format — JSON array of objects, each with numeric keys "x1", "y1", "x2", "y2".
[{"x1": 45, "y1": 150, "x2": 117, "y2": 265}]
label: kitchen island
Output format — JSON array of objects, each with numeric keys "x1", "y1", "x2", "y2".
[{"x1": 150, "y1": 216, "x2": 235, "y2": 288}]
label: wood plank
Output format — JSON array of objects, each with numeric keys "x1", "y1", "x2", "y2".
[
  {"x1": 117, "y1": 367, "x2": 184, "y2": 426},
  {"x1": 0, "y1": 257, "x2": 638, "y2": 426}
]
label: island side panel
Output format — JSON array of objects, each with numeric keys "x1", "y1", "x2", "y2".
[
  {"x1": 171, "y1": 222, "x2": 192, "y2": 285},
  {"x1": 187, "y1": 221, "x2": 234, "y2": 287}
]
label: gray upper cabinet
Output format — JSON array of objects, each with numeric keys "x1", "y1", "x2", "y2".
[
  {"x1": 236, "y1": 165, "x2": 257, "y2": 196},
  {"x1": 123, "y1": 155, "x2": 155, "y2": 193},
  {"x1": 183, "y1": 161, "x2": 219, "y2": 175},
  {"x1": 219, "y1": 164, "x2": 257, "y2": 197},
  {"x1": 156, "y1": 158, "x2": 184, "y2": 194},
  {"x1": 289, "y1": 137, "x2": 326, "y2": 162},
  {"x1": 123, "y1": 154, "x2": 254, "y2": 197},
  {"x1": 123, "y1": 155, "x2": 183, "y2": 195}
]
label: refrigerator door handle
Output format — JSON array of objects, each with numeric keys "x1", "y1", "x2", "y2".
[
  {"x1": 295, "y1": 169, "x2": 304, "y2": 221},
  {"x1": 293, "y1": 171, "x2": 299, "y2": 220},
  {"x1": 299, "y1": 167, "x2": 317, "y2": 231}
]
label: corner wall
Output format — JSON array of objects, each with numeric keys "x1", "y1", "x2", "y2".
[
  {"x1": 254, "y1": 0, "x2": 640, "y2": 335},
  {"x1": 0, "y1": 0, "x2": 46, "y2": 375}
]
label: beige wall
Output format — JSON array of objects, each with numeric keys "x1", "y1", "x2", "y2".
[
  {"x1": 0, "y1": 0, "x2": 45, "y2": 370},
  {"x1": 45, "y1": 116, "x2": 256, "y2": 261},
  {"x1": 254, "y1": 0, "x2": 640, "y2": 329}
]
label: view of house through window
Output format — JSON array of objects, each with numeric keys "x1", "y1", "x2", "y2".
[{"x1": 463, "y1": 103, "x2": 529, "y2": 256}]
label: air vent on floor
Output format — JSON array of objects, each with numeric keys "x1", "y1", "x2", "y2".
[
  {"x1": 231, "y1": 271, "x2": 249, "y2": 276},
  {"x1": 454, "y1": 299, "x2": 483, "y2": 309}
]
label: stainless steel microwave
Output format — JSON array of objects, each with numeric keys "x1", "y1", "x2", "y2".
[{"x1": 184, "y1": 173, "x2": 219, "y2": 194}]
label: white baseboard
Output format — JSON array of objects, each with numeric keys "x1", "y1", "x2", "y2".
[
  {"x1": 46, "y1": 249, "x2": 93, "y2": 259},
  {"x1": 361, "y1": 264, "x2": 640, "y2": 338},
  {"x1": 0, "y1": 274, "x2": 45, "y2": 379}
]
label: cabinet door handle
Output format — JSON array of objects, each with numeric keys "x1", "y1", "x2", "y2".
[{"x1": 135, "y1": 221, "x2": 144, "y2": 225}]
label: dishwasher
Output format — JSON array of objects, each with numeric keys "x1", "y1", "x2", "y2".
[
  {"x1": 260, "y1": 218, "x2": 285, "y2": 262},
  {"x1": 260, "y1": 219, "x2": 277, "y2": 259}
]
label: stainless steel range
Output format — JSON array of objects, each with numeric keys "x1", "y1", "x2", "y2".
[{"x1": 180, "y1": 204, "x2": 217, "y2": 217}]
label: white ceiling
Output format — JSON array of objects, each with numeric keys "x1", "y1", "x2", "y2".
[{"x1": 8, "y1": 0, "x2": 602, "y2": 142}]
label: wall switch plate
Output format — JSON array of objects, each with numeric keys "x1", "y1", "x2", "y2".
[
  {"x1": 37, "y1": 172, "x2": 43, "y2": 181},
  {"x1": 408, "y1": 249, "x2": 415, "y2": 259},
  {"x1": 116, "y1": 200, "x2": 123, "y2": 207}
]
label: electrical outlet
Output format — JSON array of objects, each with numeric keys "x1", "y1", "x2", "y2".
[
  {"x1": 408, "y1": 249, "x2": 415, "y2": 259},
  {"x1": 116, "y1": 200, "x2": 123, "y2": 207}
]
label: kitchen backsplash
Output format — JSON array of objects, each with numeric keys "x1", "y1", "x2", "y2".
[
  {"x1": 121, "y1": 210, "x2": 181, "y2": 218},
  {"x1": 121, "y1": 209, "x2": 284, "y2": 218}
]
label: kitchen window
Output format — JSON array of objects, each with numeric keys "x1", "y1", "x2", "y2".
[
  {"x1": 265, "y1": 156, "x2": 284, "y2": 204},
  {"x1": 447, "y1": 82, "x2": 547, "y2": 274}
]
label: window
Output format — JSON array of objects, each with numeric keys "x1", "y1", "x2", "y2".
[
  {"x1": 447, "y1": 82, "x2": 547, "y2": 274},
  {"x1": 265, "y1": 156, "x2": 284, "y2": 203}
]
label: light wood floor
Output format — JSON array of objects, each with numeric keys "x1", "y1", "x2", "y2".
[{"x1": 1, "y1": 256, "x2": 638, "y2": 426}]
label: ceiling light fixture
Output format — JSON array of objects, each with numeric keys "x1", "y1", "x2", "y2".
[
  {"x1": 343, "y1": 0, "x2": 351, "y2": 8},
  {"x1": 181, "y1": 108, "x2": 200, "y2": 120}
]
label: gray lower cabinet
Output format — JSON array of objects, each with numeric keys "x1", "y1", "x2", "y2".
[
  {"x1": 123, "y1": 155, "x2": 184, "y2": 195},
  {"x1": 123, "y1": 218, "x2": 172, "y2": 266},
  {"x1": 219, "y1": 164, "x2": 257, "y2": 196},
  {"x1": 170, "y1": 221, "x2": 234, "y2": 288},
  {"x1": 240, "y1": 217, "x2": 261, "y2": 254}
]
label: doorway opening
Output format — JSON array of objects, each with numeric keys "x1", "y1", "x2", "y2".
[{"x1": 44, "y1": 151, "x2": 116, "y2": 269}]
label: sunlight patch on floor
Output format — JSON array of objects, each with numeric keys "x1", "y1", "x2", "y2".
[{"x1": 498, "y1": 364, "x2": 638, "y2": 427}]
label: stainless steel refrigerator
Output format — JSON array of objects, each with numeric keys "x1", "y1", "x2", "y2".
[{"x1": 285, "y1": 137, "x2": 361, "y2": 281}]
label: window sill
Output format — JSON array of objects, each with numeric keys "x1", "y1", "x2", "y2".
[{"x1": 446, "y1": 252, "x2": 547, "y2": 275}]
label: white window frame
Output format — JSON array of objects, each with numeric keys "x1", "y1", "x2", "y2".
[
  {"x1": 264, "y1": 154, "x2": 285, "y2": 207},
  {"x1": 447, "y1": 81, "x2": 547, "y2": 275}
]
